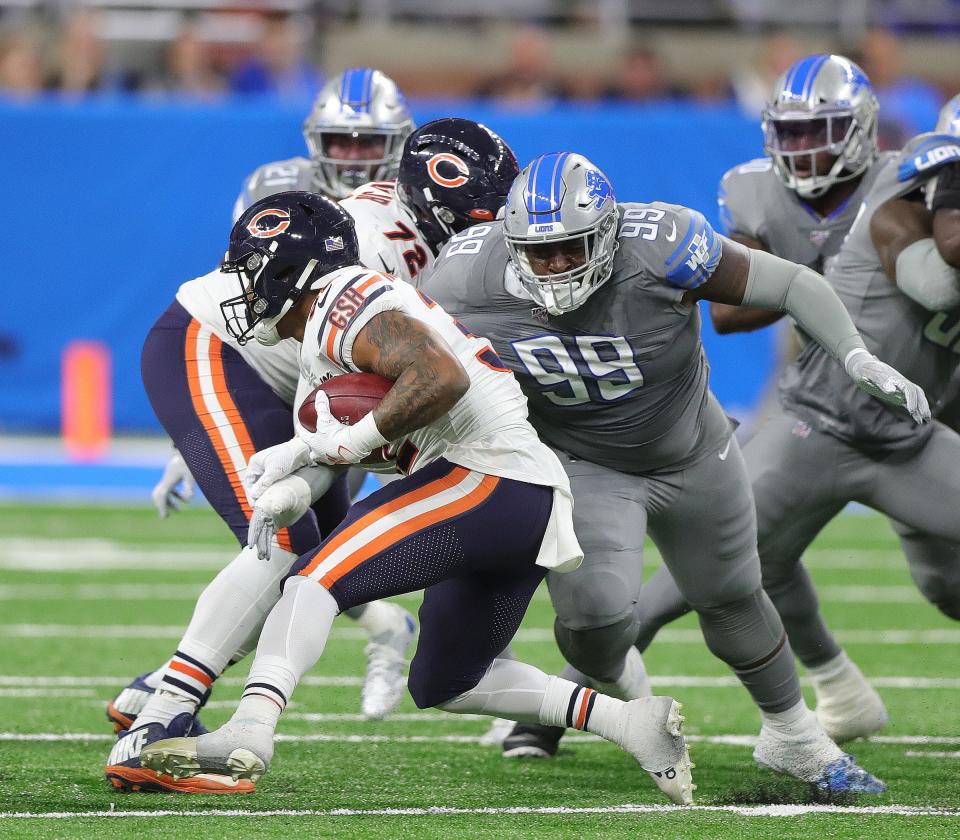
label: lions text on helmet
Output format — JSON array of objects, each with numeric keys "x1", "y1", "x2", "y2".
[{"x1": 503, "y1": 152, "x2": 619, "y2": 314}]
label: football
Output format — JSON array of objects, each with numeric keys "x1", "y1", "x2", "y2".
[{"x1": 297, "y1": 372, "x2": 393, "y2": 432}]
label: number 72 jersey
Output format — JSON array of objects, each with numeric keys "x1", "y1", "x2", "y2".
[{"x1": 419, "y1": 202, "x2": 732, "y2": 474}]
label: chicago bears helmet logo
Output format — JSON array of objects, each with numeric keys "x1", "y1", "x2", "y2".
[
  {"x1": 426, "y1": 153, "x2": 470, "y2": 188},
  {"x1": 584, "y1": 170, "x2": 613, "y2": 210},
  {"x1": 246, "y1": 209, "x2": 291, "y2": 238}
]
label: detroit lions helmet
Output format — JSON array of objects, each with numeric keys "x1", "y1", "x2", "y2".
[
  {"x1": 503, "y1": 152, "x2": 618, "y2": 314},
  {"x1": 936, "y1": 93, "x2": 960, "y2": 136},
  {"x1": 303, "y1": 68, "x2": 415, "y2": 199},
  {"x1": 220, "y1": 192, "x2": 359, "y2": 346},
  {"x1": 762, "y1": 54, "x2": 879, "y2": 198},
  {"x1": 397, "y1": 118, "x2": 520, "y2": 252}
]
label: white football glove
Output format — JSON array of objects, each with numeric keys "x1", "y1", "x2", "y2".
[
  {"x1": 247, "y1": 467, "x2": 339, "y2": 560},
  {"x1": 296, "y1": 391, "x2": 388, "y2": 467},
  {"x1": 244, "y1": 439, "x2": 313, "y2": 502},
  {"x1": 151, "y1": 450, "x2": 196, "y2": 518},
  {"x1": 845, "y1": 348, "x2": 931, "y2": 424}
]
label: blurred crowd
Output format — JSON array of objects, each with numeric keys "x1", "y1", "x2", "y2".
[{"x1": 0, "y1": 9, "x2": 954, "y2": 144}]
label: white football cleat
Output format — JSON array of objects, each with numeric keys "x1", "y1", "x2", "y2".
[
  {"x1": 361, "y1": 604, "x2": 417, "y2": 720},
  {"x1": 811, "y1": 658, "x2": 889, "y2": 743},
  {"x1": 592, "y1": 647, "x2": 652, "y2": 701},
  {"x1": 479, "y1": 717, "x2": 517, "y2": 747},
  {"x1": 614, "y1": 696, "x2": 694, "y2": 805},
  {"x1": 753, "y1": 708, "x2": 886, "y2": 793},
  {"x1": 142, "y1": 718, "x2": 276, "y2": 785}
]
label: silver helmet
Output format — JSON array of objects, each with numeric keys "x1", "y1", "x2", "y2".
[
  {"x1": 762, "y1": 54, "x2": 879, "y2": 199},
  {"x1": 936, "y1": 93, "x2": 960, "y2": 136},
  {"x1": 503, "y1": 152, "x2": 618, "y2": 314},
  {"x1": 303, "y1": 67, "x2": 415, "y2": 199}
]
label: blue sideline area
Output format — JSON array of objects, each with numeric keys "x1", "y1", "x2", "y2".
[{"x1": 0, "y1": 98, "x2": 777, "y2": 501}]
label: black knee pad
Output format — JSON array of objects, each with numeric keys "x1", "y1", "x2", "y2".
[
  {"x1": 554, "y1": 614, "x2": 639, "y2": 683},
  {"x1": 929, "y1": 593, "x2": 960, "y2": 621}
]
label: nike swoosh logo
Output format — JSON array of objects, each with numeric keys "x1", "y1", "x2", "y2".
[
  {"x1": 379, "y1": 256, "x2": 397, "y2": 275},
  {"x1": 664, "y1": 220, "x2": 677, "y2": 242},
  {"x1": 718, "y1": 438, "x2": 732, "y2": 461}
]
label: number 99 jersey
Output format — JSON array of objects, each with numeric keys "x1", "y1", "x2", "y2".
[{"x1": 419, "y1": 204, "x2": 732, "y2": 474}]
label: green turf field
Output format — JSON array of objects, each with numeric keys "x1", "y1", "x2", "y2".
[{"x1": 0, "y1": 504, "x2": 957, "y2": 839}]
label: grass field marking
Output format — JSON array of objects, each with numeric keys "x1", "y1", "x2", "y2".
[
  {"x1": 3, "y1": 624, "x2": 958, "y2": 645},
  {"x1": 0, "y1": 688, "x2": 94, "y2": 698},
  {"x1": 2, "y1": 674, "x2": 959, "y2": 689},
  {"x1": 0, "y1": 582, "x2": 925, "y2": 604},
  {"x1": 904, "y1": 750, "x2": 960, "y2": 759},
  {"x1": 4, "y1": 732, "x2": 959, "y2": 746},
  {"x1": 0, "y1": 540, "x2": 904, "y2": 572},
  {"x1": 1, "y1": 805, "x2": 958, "y2": 819}
]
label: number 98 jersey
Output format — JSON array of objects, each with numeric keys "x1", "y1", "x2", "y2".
[{"x1": 419, "y1": 204, "x2": 732, "y2": 474}]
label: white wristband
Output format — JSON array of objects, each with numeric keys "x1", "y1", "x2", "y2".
[
  {"x1": 346, "y1": 411, "x2": 389, "y2": 457},
  {"x1": 843, "y1": 347, "x2": 872, "y2": 376}
]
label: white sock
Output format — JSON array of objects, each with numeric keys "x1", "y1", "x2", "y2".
[
  {"x1": 438, "y1": 658, "x2": 551, "y2": 722},
  {"x1": 807, "y1": 651, "x2": 851, "y2": 684},
  {"x1": 760, "y1": 698, "x2": 817, "y2": 737},
  {"x1": 539, "y1": 675, "x2": 625, "y2": 742},
  {"x1": 129, "y1": 689, "x2": 196, "y2": 730},
  {"x1": 231, "y1": 692, "x2": 283, "y2": 730},
  {"x1": 237, "y1": 576, "x2": 339, "y2": 715},
  {"x1": 353, "y1": 600, "x2": 403, "y2": 640}
]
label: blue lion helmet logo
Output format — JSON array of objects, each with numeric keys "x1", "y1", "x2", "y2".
[{"x1": 585, "y1": 170, "x2": 613, "y2": 210}]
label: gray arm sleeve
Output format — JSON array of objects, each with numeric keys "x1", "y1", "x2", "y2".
[
  {"x1": 895, "y1": 238, "x2": 960, "y2": 311},
  {"x1": 741, "y1": 248, "x2": 866, "y2": 364}
]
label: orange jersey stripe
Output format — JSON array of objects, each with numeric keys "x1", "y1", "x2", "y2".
[
  {"x1": 169, "y1": 660, "x2": 214, "y2": 688},
  {"x1": 319, "y1": 474, "x2": 500, "y2": 588},
  {"x1": 184, "y1": 321, "x2": 294, "y2": 553},
  {"x1": 299, "y1": 466, "x2": 472, "y2": 578}
]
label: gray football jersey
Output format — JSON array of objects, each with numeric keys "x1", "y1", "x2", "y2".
[
  {"x1": 419, "y1": 202, "x2": 732, "y2": 474},
  {"x1": 779, "y1": 132, "x2": 960, "y2": 451},
  {"x1": 718, "y1": 153, "x2": 894, "y2": 271},
  {"x1": 233, "y1": 156, "x2": 319, "y2": 221}
]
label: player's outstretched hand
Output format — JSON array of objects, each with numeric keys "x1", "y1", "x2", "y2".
[
  {"x1": 845, "y1": 349, "x2": 931, "y2": 424},
  {"x1": 246, "y1": 474, "x2": 315, "y2": 560},
  {"x1": 151, "y1": 450, "x2": 196, "y2": 518},
  {"x1": 244, "y1": 439, "x2": 312, "y2": 502}
]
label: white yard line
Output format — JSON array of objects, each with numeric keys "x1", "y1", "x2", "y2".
[
  {"x1": 0, "y1": 541, "x2": 904, "y2": 572},
  {"x1": 1, "y1": 624, "x2": 958, "y2": 645},
  {"x1": 1, "y1": 674, "x2": 958, "y2": 689},
  {"x1": 3, "y1": 732, "x2": 958, "y2": 747},
  {"x1": 904, "y1": 750, "x2": 960, "y2": 759},
  {"x1": 0, "y1": 804, "x2": 957, "y2": 819},
  {"x1": 0, "y1": 582, "x2": 924, "y2": 604}
]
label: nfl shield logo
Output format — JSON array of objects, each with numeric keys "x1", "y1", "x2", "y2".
[{"x1": 809, "y1": 229, "x2": 830, "y2": 247}]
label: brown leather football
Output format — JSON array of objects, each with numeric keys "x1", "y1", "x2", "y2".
[{"x1": 297, "y1": 372, "x2": 393, "y2": 432}]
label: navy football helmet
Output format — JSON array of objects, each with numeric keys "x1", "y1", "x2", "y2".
[
  {"x1": 396, "y1": 118, "x2": 520, "y2": 252},
  {"x1": 220, "y1": 191, "x2": 360, "y2": 346}
]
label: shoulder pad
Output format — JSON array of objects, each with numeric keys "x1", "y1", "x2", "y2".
[{"x1": 897, "y1": 133, "x2": 960, "y2": 183}]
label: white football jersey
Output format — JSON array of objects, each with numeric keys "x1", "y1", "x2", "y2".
[
  {"x1": 340, "y1": 181, "x2": 436, "y2": 284},
  {"x1": 176, "y1": 269, "x2": 301, "y2": 405},
  {"x1": 298, "y1": 265, "x2": 571, "y2": 495}
]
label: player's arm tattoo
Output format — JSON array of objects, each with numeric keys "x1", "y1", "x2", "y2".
[
  {"x1": 682, "y1": 236, "x2": 751, "y2": 307},
  {"x1": 708, "y1": 234, "x2": 786, "y2": 334},
  {"x1": 351, "y1": 310, "x2": 470, "y2": 441},
  {"x1": 870, "y1": 197, "x2": 933, "y2": 281}
]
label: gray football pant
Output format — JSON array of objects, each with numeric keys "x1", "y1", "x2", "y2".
[
  {"x1": 547, "y1": 440, "x2": 802, "y2": 713},
  {"x1": 635, "y1": 409, "x2": 960, "y2": 668}
]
